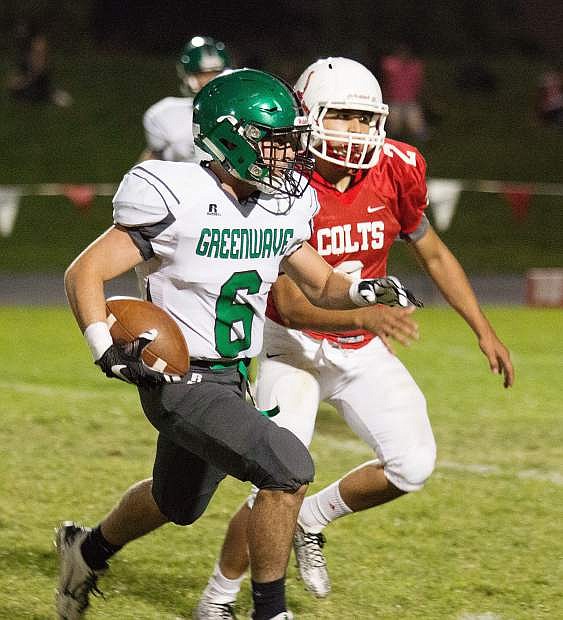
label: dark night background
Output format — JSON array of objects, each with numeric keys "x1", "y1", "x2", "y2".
[
  {"x1": 0, "y1": 0, "x2": 561, "y2": 279},
  {"x1": 1, "y1": 1, "x2": 562, "y2": 75}
]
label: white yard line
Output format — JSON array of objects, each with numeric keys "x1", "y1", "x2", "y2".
[
  {"x1": 439, "y1": 459, "x2": 501, "y2": 475},
  {"x1": 3, "y1": 382, "x2": 562, "y2": 487},
  {"x1": 459, "y1": 614, "x2": 503, "y2": 620},
  {"x1": 315, "y1": 433, "x2": 563, "y2": 486},
  {"x1": 1, "y1": 380, "x2": 117, "y2": 400},
  {"x1": 517, "y1": 469, "x2": 563, "y2": 485}
]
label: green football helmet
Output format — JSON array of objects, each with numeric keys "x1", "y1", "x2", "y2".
[
  {"x1": 177, "y1": 36, "x2": 231, "y2": 95},
  {"x1": 193, "y1": 69, "x2": 314, "y2": 199}
]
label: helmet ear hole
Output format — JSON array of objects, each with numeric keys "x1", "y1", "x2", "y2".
[{"x1": 219, "y1": 137, "x2": 238, "y2": 151}]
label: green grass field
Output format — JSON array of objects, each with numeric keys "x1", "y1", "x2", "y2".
[{"x1": 1, "y1": 306, "x2": 562, "y2": 619}]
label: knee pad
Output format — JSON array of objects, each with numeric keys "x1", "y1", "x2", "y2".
[
  {"x1": 151, "y1": 484, "x2": 211, "y2": 526},
  {"x1": 384, "y1": 441, "x2": 437, "y2": 492},
  {"x1": 249, "y1": 425, "x2": 315, "y2": 492}
]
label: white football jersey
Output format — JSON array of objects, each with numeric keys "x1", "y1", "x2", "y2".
[
  {"x1": 113, "y1": 160, "x2": 320, "y2": 360},
  {"x1": 143, "y1": 97, "x2": 203, "y2": 162}
]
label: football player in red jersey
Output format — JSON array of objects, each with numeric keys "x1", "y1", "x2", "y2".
[{"x1": 195, "y1": 57, "x2": 515, "y2": 617}]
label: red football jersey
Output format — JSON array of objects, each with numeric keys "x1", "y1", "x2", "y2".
[{"x1": 267, "y1": 138, "x2": 429, "y2": 348}]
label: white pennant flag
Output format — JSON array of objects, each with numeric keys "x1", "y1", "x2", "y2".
[
  {"x1": 0, "y1": 187, "x2": 22, "y2": 237},
  {"x1": 427, "y1": 179, "x2": 462, "y2": 231}
]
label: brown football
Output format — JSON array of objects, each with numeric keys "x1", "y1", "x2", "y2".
[{"x1": 105, "y1": 296, "x2": 189, "y2": 376}]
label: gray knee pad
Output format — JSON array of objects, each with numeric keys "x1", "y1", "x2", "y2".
[{"x1": 249, "y1": 424, "x2": 314, "y2": 492}]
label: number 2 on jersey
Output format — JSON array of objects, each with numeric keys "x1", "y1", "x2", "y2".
[{"x1": 215, "y1": 270, "x2": 262, "y2": 357}]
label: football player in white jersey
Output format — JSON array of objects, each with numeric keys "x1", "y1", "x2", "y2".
[
  {"x1": 139, "y1": 36, "x2": 231, "y2": 163},
  {"x1": 196, "y1": 58, "x2": 515, "y2": 616},
  {"x1": 55, "y1": 68, "x2": 420, "y2": 620}
]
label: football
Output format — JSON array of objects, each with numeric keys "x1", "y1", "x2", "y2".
[{"x1": 105, "y1": 296, "x2": 189, "y2": 376}]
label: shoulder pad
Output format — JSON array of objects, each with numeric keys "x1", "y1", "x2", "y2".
[{"x1": 113, "y1": 162, "x2": 180, "y2": 227}]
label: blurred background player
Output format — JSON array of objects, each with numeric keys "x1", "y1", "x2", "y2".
[
  {"x1": 195, "y1": 57, "x2": 514, "y2": 617},
  {"x1": 138, "y1": 35, "x2": 231, "y2": 162}
]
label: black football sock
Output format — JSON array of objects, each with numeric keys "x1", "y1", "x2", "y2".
[
  {"x1": 80, "y1": 525, "x2": 123, "y2": 570},
  {"x1": 251, "y1": 577, "x2": 286, "y2": 620}
]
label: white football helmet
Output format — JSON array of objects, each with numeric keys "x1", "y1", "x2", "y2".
[{"x1": 295, "y1": 57, "x2": 388, "y2": 169}]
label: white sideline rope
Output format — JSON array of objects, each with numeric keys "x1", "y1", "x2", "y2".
[
  {"x1": 0, "y1": 183, "x2": 116, "y2": 197},
  {"x1": 2, "y1": 178, "x2": 563, "y2": 198}
]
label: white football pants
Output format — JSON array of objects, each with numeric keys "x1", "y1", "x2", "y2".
[{"x1": 255, "y1": 318, "x2": 436, "y2": 492}]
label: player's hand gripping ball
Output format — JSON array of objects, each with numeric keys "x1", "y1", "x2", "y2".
[{"x1": 101, "y1": 297, "x2": 189, "y2": 386}]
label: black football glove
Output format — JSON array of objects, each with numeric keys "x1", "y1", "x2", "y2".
[
  {"x1": 354, "y1": 276, "x2": 424, "y2": 308},
  {"x1": 96, "y1": 329, "x2": 181, "y2": 387}
]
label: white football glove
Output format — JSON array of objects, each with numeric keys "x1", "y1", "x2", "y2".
[{"x1": 350, "y1": 276, "x2": 423, "y2": 308}]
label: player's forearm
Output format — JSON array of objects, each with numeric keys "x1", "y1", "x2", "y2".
[
  {"x1": 277, "y1": 300, "x2": 365, "y2": 331},
  {"x1": 282, "y1": 244, "x2": 409, "y2": 311},
  {"x1": 283, "y1": 244, "x2": 358, "y2": 310},
  {"x1": 65, "y1": 227, "x2": 143, "y2": 332},
  {"x1": 424, "y1": 250, "x2": 492, "y2": 338},
  {"x1": 306, "y1": 269, "x2": 359, "y2": 310},
  {"x1": 64, "y1": 260, "x2": 108, "y2": 332},
  {"x1": 272, "y1": 273, "x2": 365, "y2": 331}
]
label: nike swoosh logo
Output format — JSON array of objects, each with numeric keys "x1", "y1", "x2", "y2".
[
  {"x1": 111, "y1": 364, "x2": 132, "y2": 383},
  {"x1": 367, "y1": 205, "x2": 386, "y2": 213},
  {"x1": 265, "y1": 353, "x2": 283, "y2": 358}
]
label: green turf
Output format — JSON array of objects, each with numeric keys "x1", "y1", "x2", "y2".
[{"x1": 1, "y1": 306, "x2": 562, "y2": 619}]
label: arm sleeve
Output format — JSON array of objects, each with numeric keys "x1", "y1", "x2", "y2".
[{"x1": 396, "y1": 148, "x2": 429, "y2": 238}]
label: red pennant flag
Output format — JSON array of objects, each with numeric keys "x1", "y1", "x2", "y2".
[
  {"x1": 63, "y1": 184, "x2": 95, "y2": 212},
  {"x1": 502, "y1": 184, "x2": 533, "y2": 223}
]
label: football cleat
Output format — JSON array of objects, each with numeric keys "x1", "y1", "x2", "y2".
[
  {"x1": 55, "y1": 521, "x2": 107, "y2": 619},
  {"x1": 193, "y1": 592, "x2": 237, "y2": 619},
  {"x1": 293, "y1": 524, "x2": 331, "y2": 598}
]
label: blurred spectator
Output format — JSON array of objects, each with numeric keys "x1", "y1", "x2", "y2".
[
  {"x1": 536, "y1": 70, "x2": 563, "y2": 128},
  {"x1": 381, "y1": 44, "x2": 428, "y2": 142},
  {"x1": 6, "y1": 19, "x2": 73, "y2": 107}
]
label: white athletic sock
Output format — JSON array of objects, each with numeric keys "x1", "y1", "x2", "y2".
[
  {"x1": 298, "y1": 480, "x2": 353, "y2": 533},
  {"x1": 203, "y1": 562, "x2": 245, "y2": 604}
]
